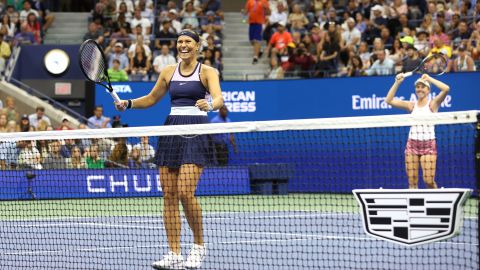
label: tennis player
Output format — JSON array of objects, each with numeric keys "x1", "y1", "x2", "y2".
[
  {"x1": 115, "y1": 29, "x2": 223, "y2": 269},
  {"x1": 385, "y1": 73, "x2": 450, "y2": 189}
]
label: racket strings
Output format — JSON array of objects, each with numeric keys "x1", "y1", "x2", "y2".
[
  {"x1": 421, "y1": 55, "x2": 447, "y2": 76},
  {"x1": 80, "y1": 42, "x2": 107, "y2": 82}
]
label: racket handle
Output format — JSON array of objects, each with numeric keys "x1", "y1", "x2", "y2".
[
  {"x1": 109, "y1": 90, "x2": 121, "y2": 103},
  {"x1": 403, "y1": 71, "x2": 413, "y2": 77}
]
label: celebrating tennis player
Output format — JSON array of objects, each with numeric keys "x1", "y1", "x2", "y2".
[
  {"x1": 115, "y1": 29, "x2": 223, "y2": 269},
  {"x1": 385, "y1": 73, "x2": 450, "y2": 189}
]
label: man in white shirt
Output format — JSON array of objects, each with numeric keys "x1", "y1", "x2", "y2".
[
  {"x1": 152, "y1": 45, "x2": 177, "y2": 80},
  {"x1": 341, "y1": 17, "x2": 361, "y2": 50},
  {"x1": 28, "y1": 106, "x2": 51, "y2": 129},
  {"x1": 130, "y1": 7, "x2": 151, "y2": 35},
  {"x1": 268, "y1": 2, "x2": 288, "y2": 26},
  {"x1": 132, "y1": 136, "x2": 155, "y2": 162},
  {"x1": 168, "y1": 9, "x2": 183, "y2": 34},
  {"x1": 366, "y1": 49, "x2": 395, "y2": 76},
  {"x1": 19, "y1": 1, "x2": 39, "y2": 23}
]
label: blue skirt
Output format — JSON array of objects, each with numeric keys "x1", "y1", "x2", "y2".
[{"x1": 155, "y1": 115, "x2": 217, "y2": 168}]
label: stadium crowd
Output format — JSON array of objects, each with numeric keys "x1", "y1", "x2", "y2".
[{"x1": 255, "y1": 0, "x2": 479, "y2": 78}]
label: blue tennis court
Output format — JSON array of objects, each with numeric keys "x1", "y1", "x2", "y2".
[{"x1": 1, "y1": 209, "x2": 477, "y2": 270}]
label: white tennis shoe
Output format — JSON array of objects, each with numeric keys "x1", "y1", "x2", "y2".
[
  {"x1": 152, "y1": 251, "x2": 185, "y2": 269},
  {"x1": 185, "y1": 244, "x2": 206, "y2": 269}
]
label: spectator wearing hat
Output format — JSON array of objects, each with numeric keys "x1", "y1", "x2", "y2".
[
  {"x1": 167, "y1": 8, "x2": 182, "y2": 34},
  {"x1": 200, "y1": 10, "x2": 222, "y2": 37},
  {"x1": 28, "y1": 106, "x2": 51, "y2": 129},
  {"x1": 402, "y1": 46, "x2": 422, "y2": 73},
  {"x1": 130, "y1": 6, "x2": 151, "y2": 35},
  {"x1": 19, "y1": 114, "x2": 34, "y2": 132},
  {"x1": 400, "y1": 35, "x2": 414, "y2": 49},
  {"x1": 452, "y1": 45, "x2": 476, "y2": 72},
  {"x1": 369, "y1": 5, "x2": 387, "y2": 37},
  {"x1": 265, "y1": 21, "x2": 292, "y2": 60},
  {"x1": 106, "y1": 40, "x2": 129, "y2": 70}
]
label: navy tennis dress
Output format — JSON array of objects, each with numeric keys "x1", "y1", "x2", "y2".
[{"x1": 155, "y1": 62, "x2": 217, "y2": 168}]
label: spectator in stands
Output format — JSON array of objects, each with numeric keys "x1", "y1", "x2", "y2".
[
  {"x1": 402, "y1": 46, "x2": 421, "y2": 73},
  {"x1": 452, "y1": 45, "x2": 476, "y2": 72},
  {"x1": 267, "y1": 56, "x2": 284, "y2": 79},
  {"x1": 200, "y1": 10, "x2": 222, "y2": 37},
  {"x1": 450, "y1": 20, "x2": 471, "y2": 47},
  {"x1": 92, "y1": 2, "x2": 106, "y2": 27},
  {"x1": 83, "y1": 22, "x2": 104, "y2": 45},
  {"x1": 4, "y1": 5, "x2": 20, "y2": 26},
  {"x1": 17, "y1": 140, "x2": 42, "y2": 170},
  {"x1": 0, "y1": 14, "x2": 16, "y2": 39},
  {"x1": 0, "y1": 139, "x2": 22, "y2": 169},
  {"x1": 417, "y1": 14, "x2": 433, "y2": 34},
  {"x1": 86, "y1": 145, "x2": 105, "y2": 169},
  {"x1": 31, "y1": 0, "x2": 55, "y2": 32},
  {"x1": 132, "y1": 136, "x2": 155, "y2": 162},
  {"x1": 430, "y1": 37, "x2": 452, "y2": 59},
  {"x1": 263, "y1": 1, "x2": 288, "y2": 43},
  {"x1": 180, "y1": 1, "x2": 199, "y2": 30},
  {"x1": 154, "y1": 20, "x2": 176, "y2": 52},
  {"x1": 138, "y1": 0, "x2": 154, "y2": 23},
  {"x1": 131, "y1": 6, "x2": 152, "y2": 35},
  {"x1": 152, "y1": 44, "x2": 177, "y2": 80},
  {"x1": 128, "y1": 147, "x2": 149, "y2": 168},
  {"x1": 244, "y1": 0, "x2": 269, "y2": 65},
  {"x1": 2, "y1": 96, "x2": 18, "y2": 122},
  {"x1": 60, "y1": 138, "x2": 77, "y2": 158},
  {"x1": 19, "y1": 1, "x2": 39, "y2": 23},
  {"x1": 28, "y1": 106, "x2": 51, "y2": 129},
  {"x1": 315, "y1": 22, "x2": 340, "y2": 77},
  {"x1": 66, "y1": 145, "x2": 86, "y2": 169},
  {"x1": 129, "y1": 44, "x2": 151, "y2": 81},
  {"x1": 429, "y1": 22, "x2": 450, "y2": 48},
  {"x1": 341, "y1": 17, "x2": 361, "y2": 51},
  {"x1": 56, "y1": 116, "x2": 73, "y2": 130},
  {"x1": 6, "y1": 119, "x2": 18, "y2": 132},
  {"x1": 210, "y1": 105, "x2": 237, "y2": 166},
  {"x1": 25, "y1": 12, "x2": 42, "y2": 44},
  {"x1": 390, "y1": 0, "x2": 408, "y2": 17},
  {"x1": 201, "y1": 0, "x2": 223, "y2": 19},
  {"x1": 19, "y1": 114, "x2": 34, "y2": 132},
  {"x1": 88, "y1": 106, "x2": 112, "y2": 129},
  {"x1": 289, "y1": 42, "x2": 316, "y2": 78},
  {"x1": 365, "y1": 49, "x2": 395, "y2": 76},
  {"x1": 346, "y1": 54, "x2": 365, "y2": 77},
  {"x1": 107, "y1": 138, "x2": 128, "y2": 167},
  {"x1": 128, "y1": 34, "x2": 151, "y2": 58},
  {"x1": 105, "y1": 41, "x2": 129, "y2": 70},
  {"x1": 265, "y1": 21, "x2": 292, "y2": 60},
  {"x1": 108, "y1": 58, "x2": 129, "y2": 82},
  {"x1": 0, "y1": 113, "x2": 7, "y2": 132},
  {"x1": 369, "y1": 5, "x2": 387, "y2": 37},
  {"x1": 42, "y1": 140, "x2": 68, "y2": 169},
  {"x1": 467, "y1": 23, "x2": 480, "y2": 60},
  {"x1": 116, "y1": 2, "x2": 133, "y2": 23},
  {"x1": 288, "y1": 3, "x2": 309, "y2": 35},
  {"x1": 116, "y1": 0, "x2": 134, "y2": 15},
  {"x1": 415, "y1": 30, "x2": 430, "y2": 56},
  {"x1": 167, "y1": 9, "x2": 182, "y2": 34},
  {"x1": 389, "y1": 38, "x2": 405, "y2": 72},
  {"x1": 0, "y1": 33, "x2": 11, "y2": 74},
  {"x1": 354, "y1": 12, "x2": 367, "y2": 34}
]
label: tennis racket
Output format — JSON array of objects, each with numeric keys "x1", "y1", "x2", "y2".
[
  {"x1": 403, "y1": 53, "x2": 448, "y2": 77},
  {"x1": 78, "y1": 39, "x2": 121, "y2": 103}
]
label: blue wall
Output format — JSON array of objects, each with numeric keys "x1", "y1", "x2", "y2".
[{"x1": 96, "y1": 73, "x2": 480, "y2": 127}]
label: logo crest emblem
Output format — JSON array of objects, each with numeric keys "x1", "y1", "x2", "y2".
[{"x1": 353, "y1": 188, "x2": 471, "y2": 246}]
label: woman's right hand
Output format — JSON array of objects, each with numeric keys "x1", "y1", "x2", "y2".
[
  {"x1": 114, "y1": 100, "x2": 128, "y2": 111},
  {"x1": 395, "y1": 73, "x2": 405, "y2": 83}
]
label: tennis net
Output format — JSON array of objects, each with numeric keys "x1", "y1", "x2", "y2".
[{"x1": 0, "y1": 111, "x2": 478, "y2": 270}]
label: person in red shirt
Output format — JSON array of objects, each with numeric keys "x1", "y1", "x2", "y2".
[
  {"x1": 244, "y1": 0, "x2": 270, "y2": 64},
  {"x1": 265, "y1": 21, "x2": 293, "y2": 60}
]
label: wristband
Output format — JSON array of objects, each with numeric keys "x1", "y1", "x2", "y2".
[
  {"x1": 126, "y1": 99, "x2": 132, "y2": 109},
  {"x1": 207, "y1": 101, "x2": 213, "y2": 111}
]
